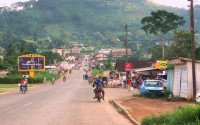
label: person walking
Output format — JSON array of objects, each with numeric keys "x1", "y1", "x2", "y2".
[
  {"x1": 44, "y1": 76, "x2": 47, "y2": 84},
  {"x1": 127, "y1": 78, "x2": 131, "y2": 92},
  {"x1": 63, "y1": 76, "x2": 66, "y2": 82},
  {"x1": 51, "y1": 77, "x2": 55, "y2": 85},
  {"x1": 88, "y1": 76, "x2": 92, "y2": 85}
]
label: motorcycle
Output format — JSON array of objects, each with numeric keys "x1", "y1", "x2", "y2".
[
  {"x1": 21, "y1": 83, "x2": 27, "y2": 94},
  {"x1": 96, "y1": 90, "x2": 103, "y2": 102}
]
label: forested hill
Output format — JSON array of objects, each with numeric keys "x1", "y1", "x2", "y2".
[{"x1": 0, "y1": 0, "x2": 196, "y2": 50}]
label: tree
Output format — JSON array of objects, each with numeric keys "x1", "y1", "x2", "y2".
[
  {"x1": 19, "y1": 40, "x2": 28, "y2": 54},
  {"x1": 149, "y1": 45, "x2": 163, "y2": 60},
  {"x1": 60, "y1": 32, "x2": 70, "y2": 48},
  {"x1": 27, "y1": 42, "x2": 38, "y2": 53},
  {"x1": 167, "y1": 30, "x2": 191, "y2": 59},
  {"x1": 40, "y1": 51, "x2": 64, "y2": 65},
  {"x1": 5, "y1": 43, "x2": 17, "y2": 57},
  {"x1": 103, "y1": 59, "x2": 114, "y2": 70},
  {"x1": 0, "y1": 59, "x2": 7, "y2": 69},
  {"x1": 141, "y1": 10, "x2": 186, "y2": 60},
  {"x1": 129, "y1": 49, "x2": 146, "y2": 60},
  {"x1": 195, "y1": 47, "x2": 200, "y2": 60}
]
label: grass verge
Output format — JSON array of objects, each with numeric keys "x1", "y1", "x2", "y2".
[
  {"x1": 0, "y1": 90, "x2": 6, "y2": 93},
  {"x1": 0, "y1": 84, "x2": 19, "y2": 89},
  {"x1": 141, "y1": 106, "x2": 200, "y2": 125},
  {"x1": 0, "y1": 84, "x2": 34, "y2": 89},
  {"x1": 117, "y1": 107, "x2": 124, "y2": 114}
]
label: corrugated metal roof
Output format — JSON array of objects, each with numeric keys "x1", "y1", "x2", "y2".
[{"x1": 115, "y1": 60, "x2": 155, "y2": 72}]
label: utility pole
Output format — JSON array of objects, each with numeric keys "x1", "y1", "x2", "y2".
[
  {"x1": 124, "y1": 24, "x2": 132, "y2": 80},
  {"x1": 189, "y1": 0, "x2": 196, "y2": 99},
  {"x1": 125, "y1": 24, "x2": 128, "y2": 63},
  {"x1": 124, "y1": 24, "x2": 132, "y2": 62}
]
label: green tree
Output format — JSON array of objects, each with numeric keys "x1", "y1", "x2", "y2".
[
  {"x1": 60, "y1": 32, "x2": 70, "y2": 48},
  {"x1": 27, "y1": 42, "x2": 38, "y2": 53},
  {"x1": 0, "y1": 59, "x2": 7, "y2": 69},
  {"x1": 196, "y1": 47, "x2": 200, "y2": 60},
  {"x1": 40, "y1": 51, "x2": 64, "y2": 65},
  {"x1": 141, "y1": 10, "x2": 186, "y2": 60},
  {"x1": 19, "y1": 40, "x2": 28, "y2": 54},
  {"x1": 149, "y1": 45, "x2": 163, "y2": 60},
  {"x1": 5, "y1": 43, "x2": 17, "y2": 57},
  {"x1": 103, "y1": 59, "x2": 114, "y2": 70},
  {"x1": 3, "y1": 56, "x2": 18, "y2": 69},
  {"x1": 167, "y1": 30, "x2": 191, "y2": 59},
  {"x1": 129, "y1": 49, "x2": 146, "y2": 60}
]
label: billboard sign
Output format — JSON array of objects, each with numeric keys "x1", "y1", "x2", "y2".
[
  {"x1": 125, "y1": 63, "x2": 132, "y2": 71},
  {"x1": 155, "y1": 61, "x2": 168, "y2": 69},
  {"x1": 18, "y1": 54, "x2": 45, "y2": 71}
]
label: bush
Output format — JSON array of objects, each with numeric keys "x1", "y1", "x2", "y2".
[{"x1": 0, "y1": 71, "x2": 61, "y2": 84}]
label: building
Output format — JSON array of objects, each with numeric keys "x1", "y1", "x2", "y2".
[
  {"x1": 111, "y1": 48, "x2": 132, "y2": 59},
  {"x1": 52, "y1": 48, "x2": 63, "y2": 56},
  {"x1": 99, "y1": 49, "x2": 112, "y2": 55},
  {"x1": 167, "y1": 57, "x2": 200, "y2": 100}
]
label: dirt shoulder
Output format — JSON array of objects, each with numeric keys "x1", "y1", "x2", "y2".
[{"x1": 120, "y1": 97, "x2": 195, "y2": 123}]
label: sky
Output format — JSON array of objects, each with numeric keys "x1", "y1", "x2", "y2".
[
  {"x1": 151, "y1": 0, "x2": 200, "y2": 8},
  {"x1": 0, "y1": 0, "x2": 200, "y2": 8},
  {"x1": 0, "y1": 0, "x2": 30, "y2": 7}
]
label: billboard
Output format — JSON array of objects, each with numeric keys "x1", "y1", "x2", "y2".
[
  {"x1": 18, "y1": 54, "x2": 45, "y2": 71},
  {"x1": 155, "y1": 61, "x2": 168, "y2": 69}
]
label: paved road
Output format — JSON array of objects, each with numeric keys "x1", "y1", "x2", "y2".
[{"x1": 0, "y1": 68, "x2": 132, "y2": 125}]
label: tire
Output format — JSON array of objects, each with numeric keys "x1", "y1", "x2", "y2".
[
  {"x1": 22, "y1": 90, "x2": 25, "y2": 94},
  {"x1": 97, "y1": 92, "x2": 102, "y2": 102},
  {"x1": 97, "y1": 97, "x2": 101, "y2": 102}
]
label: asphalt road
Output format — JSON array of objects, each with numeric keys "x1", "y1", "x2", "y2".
[{"x1": 0, "y1": 68, "x2": 132, "y2": 125}]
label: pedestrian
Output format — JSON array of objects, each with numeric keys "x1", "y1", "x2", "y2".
[
  {"x1": 127, "y1": 78, "x2": 131, "y2": 92},
  {"x1": 44, "y1": 76, "x2": 46, "y2": 84},
  {"x1": 131, "y1": 78, "x2": 135, "y2": 89},
  {"x1": 52, "y1": 77, "x2": 55, "y2": 85},
  {"x1": 88, "y1": 76, "x2": 92, "y2": 85},
  {"x1": 123, "y1": 79, "x2": 127, "y2": 89},
  {"x1": 63, "y1": 76, "x2": 66, "y2": 82}
]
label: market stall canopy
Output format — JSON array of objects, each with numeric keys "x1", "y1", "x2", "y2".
[
  {"x1": 66, "y1": 56, "x2": 76, "y2": 61},
  {"x1": 135, "y1": 67, "x2": 164, "y2": 75},
  {"x1": 59, "y1": 62, "x2": 73, "y2": 70}
]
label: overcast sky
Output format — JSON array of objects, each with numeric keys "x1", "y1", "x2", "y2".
[
  {"x1": 0, "y1": 0, "x2": 30, "y2": 6},
  {"x1": 0, "y1": 0, "x2": 200, "y2": 8},
  {"x1": 151, "y1": 0, "x2": 200, "y2": 8}
]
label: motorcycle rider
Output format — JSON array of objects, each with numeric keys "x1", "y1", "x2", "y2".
[
  {"x1": 92, "y1": 75, "x2": 105, "y2": 100},
  {"x1": 19, "y1": 76, "x2": 28, "y2": 91}
]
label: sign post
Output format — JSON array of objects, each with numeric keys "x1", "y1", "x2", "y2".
[
  {"x1": 18, "y1": 54, "x2": 45, "y2": 77},
  {"x1": 125, "y1": 63, "x2": 132, "y2": 79}
]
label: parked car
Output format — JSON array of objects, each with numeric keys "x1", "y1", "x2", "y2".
[
  {"x1": 155, "y1": 78, "x2": 168, "y2": 89},
  {"x1": 139, "y1": 80, "x2": 164, "y2": 95}
]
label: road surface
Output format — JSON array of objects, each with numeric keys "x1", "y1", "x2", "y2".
[{"x1": 0, "y1": 68, "x2": 132, "y2": 125}]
